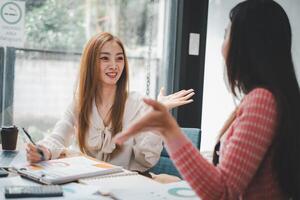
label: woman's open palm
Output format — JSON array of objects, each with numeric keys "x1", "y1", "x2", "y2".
[{"x1": 157, "y1": 87, "x2": 194, "y2": 110}]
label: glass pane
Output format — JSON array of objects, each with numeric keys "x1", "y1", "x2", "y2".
[
  {"x1": 14, "y1": 51, "x2": 80, "y2": 139},
  {"x1": 9, "y1": 0, "x2": 166, "y2": 140}
]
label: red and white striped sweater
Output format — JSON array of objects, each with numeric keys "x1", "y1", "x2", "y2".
[{"x1": 167, "y1": 88, "x2": 285, "y2": 199}]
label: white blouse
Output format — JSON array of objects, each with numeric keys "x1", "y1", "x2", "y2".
[{"x1": 39, "y1": 92, "x2": 163, "y2": 172}]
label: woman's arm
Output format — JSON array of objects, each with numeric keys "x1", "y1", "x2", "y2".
[
  {"x1": 115, "y1": 88, "x2": 278, "y2": 199},
  {"x1": 37, "y1": 101, "x2": 77, "y2": 159},
  {"x1": 129, "y1": 88, "x2": 194, "y2": 169}
]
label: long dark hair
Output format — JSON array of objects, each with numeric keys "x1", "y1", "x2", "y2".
[{"x1": 225, "y1": 0, "x2": 300, "y2": 198}]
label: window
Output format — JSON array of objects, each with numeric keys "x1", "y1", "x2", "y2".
[{"x1": 2, "y1": 0, "x2": 168, "y2": 141}]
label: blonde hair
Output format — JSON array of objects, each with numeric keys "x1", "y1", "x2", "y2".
[{"x1": 76, "y1": 32, "x2": 129, "y2": 153}]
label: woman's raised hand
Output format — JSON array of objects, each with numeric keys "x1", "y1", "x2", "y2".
[
  {"x1": 114, "y1": 98, "x2": 182, "y2": 145},
  {"x1": 157, "y1": 87, "x2": 194, "y2": 110}
]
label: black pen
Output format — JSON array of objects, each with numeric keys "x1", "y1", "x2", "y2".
[{"x1": 22, "y1": 127, "x2": 45, "y2": 161}]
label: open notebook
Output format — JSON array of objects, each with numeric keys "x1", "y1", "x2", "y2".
[{"x1": 15, "y1": 156, "x2": 123, "y2": 185}]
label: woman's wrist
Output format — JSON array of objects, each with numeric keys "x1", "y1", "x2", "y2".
[
  {"x1": 161, "y1": 117, "x2": 189, "y2": 151},
  {"x1": 164, "y1": 129, "x2": 187, "y2": 153},
  {"x1": 162, "y1": 118, "x2": 183, "y2": 143}
]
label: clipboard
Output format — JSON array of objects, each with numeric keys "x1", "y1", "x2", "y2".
[{"x1": 16, "y1": 156, "x2": 123, "y2": 185}]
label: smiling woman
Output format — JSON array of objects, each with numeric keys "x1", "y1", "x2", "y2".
[
  {"x1": 25, "y1": 32, "x2": 195, "y2": 173},
  {"x1": 98, "y1": 41, "x2": 125, "y2": 86},
  {"x1": 97, "y1": 41, "x2": 126, "y2": 127}
]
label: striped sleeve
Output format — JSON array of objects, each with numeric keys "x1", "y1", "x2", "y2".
[{"x1": 167, "y1": 88, "x2": 278, "y2": 199}]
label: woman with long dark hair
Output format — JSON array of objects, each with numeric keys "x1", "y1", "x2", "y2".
[{"x1": 115, "y1": 0, "x2": 300, "y2": 199}]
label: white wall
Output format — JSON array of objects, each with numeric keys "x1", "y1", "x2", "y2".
[
  {"x1": 201, "y1": 0, "x2": 300, "y2": 151},
  {"x1": 279, "y1": 0, "x2": 300, "y2": 82}
]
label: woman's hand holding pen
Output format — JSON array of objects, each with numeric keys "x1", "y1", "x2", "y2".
[{"x1": 26, "y1": 143, "x2": 51, "y2": 163}]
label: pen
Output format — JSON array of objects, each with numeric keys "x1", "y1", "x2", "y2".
[{"x1": 22, "y1": 127, "x2": 45, "y2": 161}]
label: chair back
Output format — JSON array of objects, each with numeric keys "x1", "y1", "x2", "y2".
[{"x1": 150, "y1": 128, "x2": 201, "y2": 177}]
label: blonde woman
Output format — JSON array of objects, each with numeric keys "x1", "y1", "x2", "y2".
[{"x1": 26, "y1": 32, "x2": 194, "y2": 172}]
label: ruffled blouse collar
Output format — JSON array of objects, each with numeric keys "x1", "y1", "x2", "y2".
[{"x1": 86, "y1": 99, "x2": 116, "y2": 161}]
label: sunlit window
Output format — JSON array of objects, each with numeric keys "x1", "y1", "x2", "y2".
[{"x1": 9, "y1": 0, "x2": 166, "y2": 140}]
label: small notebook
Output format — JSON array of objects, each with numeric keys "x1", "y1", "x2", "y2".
[{"x1": 16, "y1": 156, "x2": 123, "y2": 185}]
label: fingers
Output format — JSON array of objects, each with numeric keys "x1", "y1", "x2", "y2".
[
  {"x1": 114, "y1": 123, "x2": 146, "y2": 145},
  {"x1": 114, "y1": 98, "x2": 177, "y2": 145},
  {"x1": 114, "y1": 129, "x2": 137, "y2": 145},
  {"x1": 171, "y1": 88, "x2": 193, "y2": 96},
  {"x1": 166, "y1": 93, "x2": 195, "y2": 109},
  {"x1": 166, "y1": 100, "x2": 193, "y2": 110},
  {"x1": 159, "y1": 87, "x2": 165, "y2": 96},
  {"x1": 26, "y1": 143, "x2": 43, "y2": 163},
  {"x1": 143, "y1": 98, "x2": 168, "y2": 112},
  {"x1": 176, "y1": 99, "x2": 194, "y2": 106},
  {"x1": 114, "y1": 106, "x2": 164, "y2": 145},
  {"x1": 37, "y1": 145, "x2": 51, "y2": 161},
  {"x1": 114, "y1": 125, "x2": 158, "y2": 145},
  {"x1": 177, "y1": 92, "x2": 195, "y2": 102},
  {"x1": 26, "y1": 143, "x2": 36, "y2": 151},
  {"x1": 26, "y1": 150, "x2": 41, "y2": 163},
  {"x1": 173, "y1": 89, "x2": 194, "y2": 98},
  {"x1": 27, "y1": 151, "x2": 41, "y2": 163},
  {"x1": 158, "y1": 88, "x2": 194, "y2": 99}
]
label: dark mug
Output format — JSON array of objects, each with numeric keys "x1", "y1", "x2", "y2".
[{"x1": 1, "y1": 126, "x2": 18, "y2": 151}]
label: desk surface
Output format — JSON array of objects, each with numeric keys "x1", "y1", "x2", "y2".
[
  {"x1": 0, "y1": 144, "x2": 199, "y2": 199},
  {"x1": 0, "y1": 174, "x2": 200, "y2": 200},
  {"x1": 0, "y1": 148, "x2": 162, "y2": 199}
]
